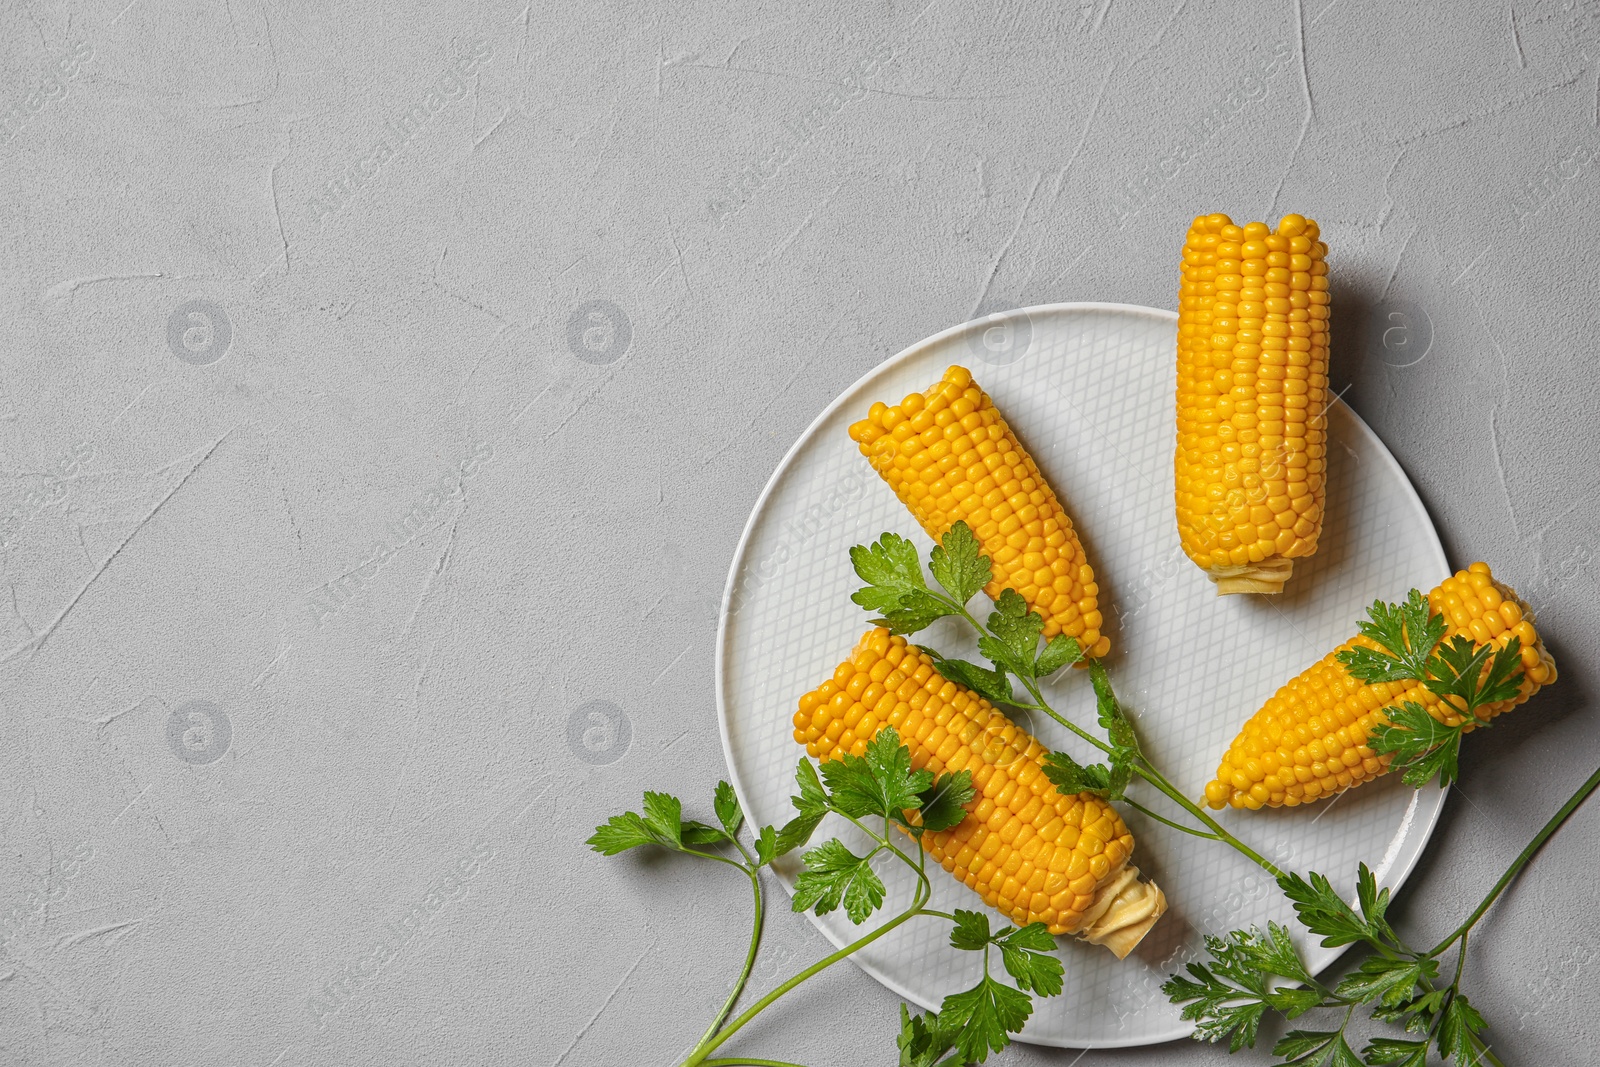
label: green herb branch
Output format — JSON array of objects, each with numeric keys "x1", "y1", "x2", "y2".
[
  {"x1": 1337, "y1": 591, "x2": 1528, "y2": 789},
  {"x1": 589, "y1": 723, "x2": 1066, "y2": 1066},
  {"x1": 1164, "y1": 760, "x2": 1600, "y2": 1067}
]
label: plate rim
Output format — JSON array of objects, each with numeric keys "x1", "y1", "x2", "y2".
[{"x1": 713, "y1": 301, "x2": 1450, "y2": 1049}]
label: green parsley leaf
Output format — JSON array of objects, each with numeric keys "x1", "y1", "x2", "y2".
[
  {"x1": 945, "y1": 913, "x2": 1063, "y2": 997},
  {"x1": 998, "y1": 920, "x2": 1055, "y2": 953},
  {"x1": 754, "y1": 824, "x2": 778, "y2": 867},
  {"x1": 1278, "y1": 870, "x2": 1375, "y2": 948},
  {"x1": 1436, "y1": 993, "x2": 1488, "y2": 1067},
  {"x1": 916, "y1": 771, "x2": 976, "y2": 833},
  {"x1": 1273, "y1": 1029, "x2": 1362, "y2": 1067},
  {"x1": 1251, "y1": 922, "x2": 1316, "y2": 987},
  {"x1": 1399, "y1": 988, "x2": 1447, "y2": 1032},
  {"x1": 1088, "y1": 660, "x2": 1140, "y2": 755},
  {"x1": 1199, "y1": 933, "x2": 1268, "y2": 996},
  {"x1": 980, "y1": 589, "x2": 1046, "y2": 679},
  {"x1": 939, "y1": 974, "x2": 1033, "y2": 1063},
  {"x1": 1164, "y1": 923, "x2": 1330, "y2": 1052},
  {"x1": 775, "y1": 759, "x2": 828, "y2": 856},
  {"x1": 896, "y1": 1004, "x2": 958, "y2": 1067},
  {"x1": 1042, "y1": 750, "x2": 1115, "y2": 798},
  {"x1": 1165, "y1": 924, "x2": 1326, "y2": 1052},
  {"x1": 1163, "y1": 964, "x2": 1269, "y2": 1052},
  {"x1": 588, "y1": 792, "x2": 731, "y2": 856},
  {"x1": 876, "y1": 595, "x2": 961, "y2": 636},
  {"x1": 1035, "y1": 663, "x2": 1140, "y2": 801},
  {"x1": 791, "y1": 838, "x2": 887, "y2": 923},
  {"x1": 680, "y1": 820, "x2": 729, "y2": 847},
  {"x1": 587, "y1": 811, "x2": 664, "y2": 856},
  {"x1": 714, "y1": 780, "x2": 743, "y2": 837},
  {"x1": 850, "y1": 532, "x2": 929, "y2": 608},
  {"x1": 1368, "y1": 998, "x2": 1418, "y2": 1026},
  {"x1": 932, "y1": 657, "x2": 1015, "y2": 706},
  {"x1": 850, "y1": 533, "x2": 955, "y2": 635},
  {"x1": 948, "y1": 909, "x2": 993, "y2": 951},
  {"x1": 1034, "y1": 634, "x2": 1083, "y2": 677},
  {"x1": 929, "y1": 521, "x2": 992, "y2": 606},
  {"x1": 1425, "y1": 635, "x2": 1525, "y2": 713},
  {"x1": 1106, "y1": 759, "x2": 1134, "y2": 802},
  {"x1": 1338, "y1": 591, "x2": 1448, "y2": 683},
  {"x1": 1355, "y1": 862, "x2": 1397, "y2": 944},
  {"x1": 641, "y1": 791, "x2": 684, "y2": 848},
  {"x1": 1367, "y1": 701, "x2": 1467, "y2": 788},
  {"x1": 996, "y1": 923, "x2": 1064, "y2": 997},
  {"x1": 793, "y1": 758, "x2": 829, "y2": 817},
  {"x1": 1334, "y1": 956, "x2": 1436, "y2": 1009},
  {"x1": 773, "y1": 815, "x2": 818, "y2": 858},
  {"x1": 1361, "y1": 1037, "x2": 1429, "y2": 1067},
  {"x1": 818, "y1": 726, "x2": 933, "y2": 823}
]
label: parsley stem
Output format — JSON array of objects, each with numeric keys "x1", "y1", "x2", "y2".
[
  {"x1": 1129, "y1": 761, "x2": 1282, "y2": 876},
  {"x1": 696, "y1": 863, "x2": 765, "y2": 1049},
  {"x1": 1428, "y1": 759, "x2": 1600, "y2": 957},
  {"x1": 686, "y1": 885, "x2": 931, "y2": 1066},
  {"x1": 836, "y1": 813, "x2": 930, "y2": 896},
  {"x1": 680, "y1": 847, "x2": 756, "y2": 872},
  {"x1": 698, "y1": 1059, "x2": 813, "y2": 1067},
  {"x1": 1470, "y1": 1032, "x2": 1507, "y2": 1067},
  {"x1": 1124, "y1": 798, "x2": 1219, "y2": 840},
  {"x1": 1019, "y1": 679, "x2": 1119, "y2": 757},
  {"x1": 1018, "y1": 669, "x2": 1282, "y2": 876}
]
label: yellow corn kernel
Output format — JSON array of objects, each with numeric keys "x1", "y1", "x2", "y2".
[
  {"x1": 1177, "y1": 212, "x2": 1330, "y2": 595},
  {"x1": 849, "y1": 366, "x2": 1110, "y2": 658},
  {"x1": 794, "y1": 628, "x2": 1165, "y2": 955},
  {"x1": 1205, "y1": 563, "x2": 1557, "y2": 809}
]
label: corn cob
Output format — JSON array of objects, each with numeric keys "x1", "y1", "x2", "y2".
[
  {"x1": 1176, "y1": 212, "x2": 1330, "y2": 595},
  {"x1": 848, "y1": 366, "x2": 1110, "y2": 658},
  {"x1": 794, "y1": 627, "x2": 1165, "y2": 957},
  {"x1": 1205, "y1": 563, "x2": 1557, "y2": 810}
]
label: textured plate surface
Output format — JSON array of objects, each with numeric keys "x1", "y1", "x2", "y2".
[{"x1": 716, "y1": 303, "x2": 1448, "y2": 1048}]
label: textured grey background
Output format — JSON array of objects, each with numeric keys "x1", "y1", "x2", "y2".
[{"x1": 1, "y1": 0, "x2": 1596, "y2": 1065}]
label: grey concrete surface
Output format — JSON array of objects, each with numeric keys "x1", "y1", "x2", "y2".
[{"x1": 1, "y1": 0, "x2": 1597, "y2": 1064}]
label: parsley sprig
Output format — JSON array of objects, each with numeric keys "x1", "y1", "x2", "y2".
[
  {"x1": 898, "y1": 910, "x2": 1066, "y2": 1064},
  {"x1": 1164, "y1": 789, "x2": 1600, "y2": 1067},
  {"x1": 590, "y1": 726, "x2": 1058, "y2": 1065},
  {"x1": 1337, "y1": 593, "x2": 1528, "y2": 788},
  {"x1": 852, "y1": 523, "x2": 1279, "y2": 868},
  {"x1": 1164, "y1": 860, "x2": 1498, "y2": 1067}
]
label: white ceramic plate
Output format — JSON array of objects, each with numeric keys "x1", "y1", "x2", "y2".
[{"x1": 715, "y1": 303, "x2": 1448, "y2": 1048}]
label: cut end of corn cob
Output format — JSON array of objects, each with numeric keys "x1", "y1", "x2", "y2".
[
  {"x1": 1207, "y1": 558, "x2": 1296, "y2": 596},
  {"x1": 1204, "y1": 563, "x2": 1556, "y2": 810},
  {"x1": 1076, "y1": 864, "x2": 1168, "y2": 959},
  {"x1": 1176, "y1": 212, "x2": 1331, "y2": 596},
  {"x1": 848, "y1": 365, "x2": 1110, "y2": 659},
  {"x1": 793, "y1": 627, "x2": 1163, "y2": 954}
]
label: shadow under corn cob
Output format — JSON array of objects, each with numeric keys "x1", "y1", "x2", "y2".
[
  {"x1": 848, "y1": 365, "x2": 1110, "y2": 658},
  {"x1": 1176, "y1": 212, "x2": 1330, "y2": 595},
  {"x1": 794, "y1": 627, "x2": 1165, "y2": 957},
  {"x1": 1205, "y1": 563, "x2": 1557, "y2": 810}
]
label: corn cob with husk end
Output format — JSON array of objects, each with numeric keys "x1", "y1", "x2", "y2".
[
  {"x1": 848, "y1": 365, "x2": 1110, "y2": 659},
  {"x1": 794, "y1": 627, "x2": 1166, "y2": 957},
  {"x1": 1176, "y1": 212, "x2": 1330, "y2": 595},
  {"x1": 1205, "y1": 563, "x2": 1557, "y2": 810}
]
